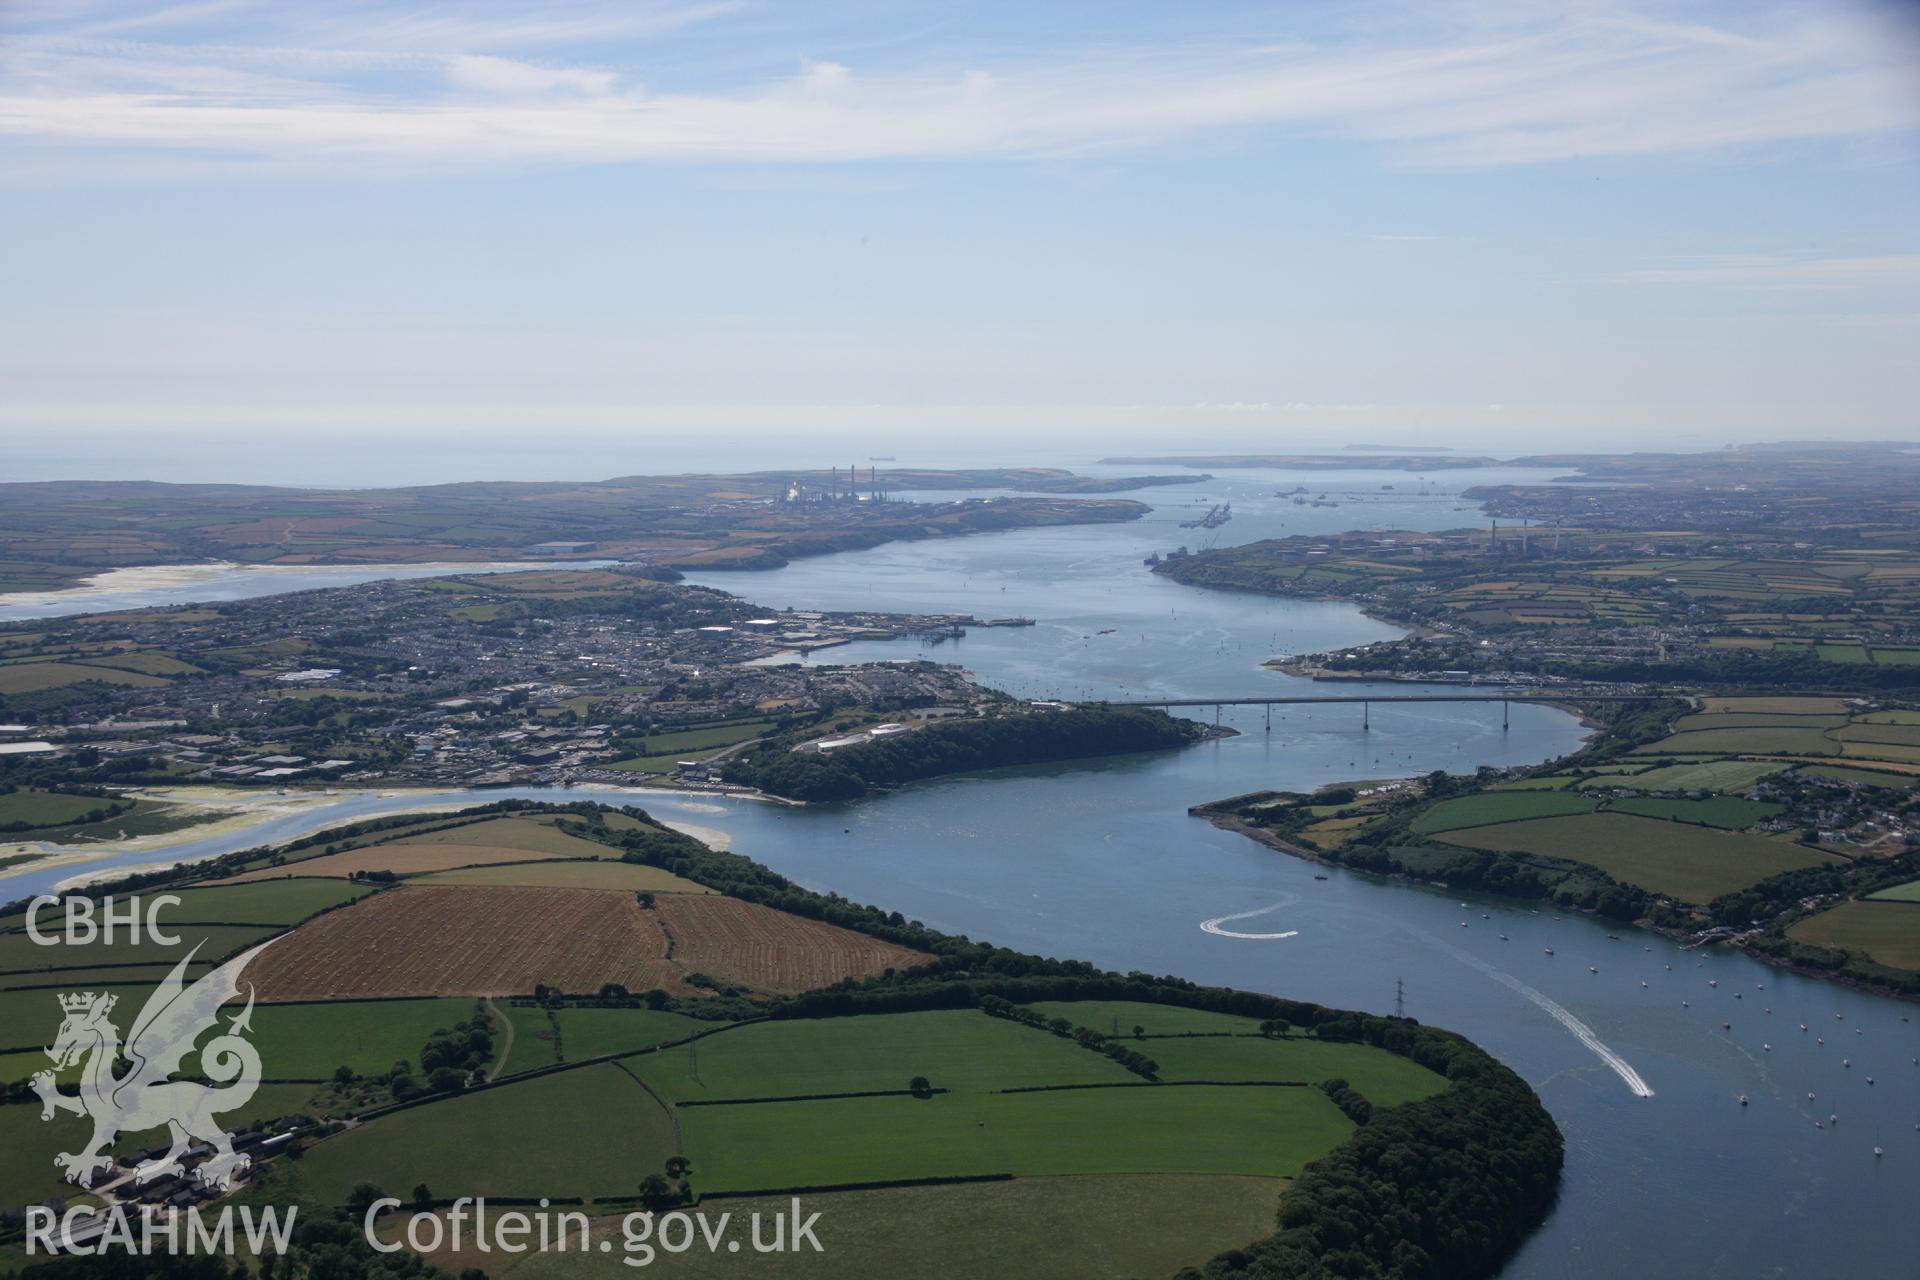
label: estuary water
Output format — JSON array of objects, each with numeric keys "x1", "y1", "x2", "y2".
[{"x1": 2, "y1": 463, "x2": 1914, "y2": 1277}]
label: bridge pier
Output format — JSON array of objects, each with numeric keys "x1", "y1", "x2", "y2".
[
  {"x1": 1362, "y1": 701, "x2": 1370, "y2": 732},
  {"x1": 1503, "y1": 699, "x2": 1510, "y2": 732},
  {"x1": 1264, "y1": 704, "x2": 1272, "y2": 733}
]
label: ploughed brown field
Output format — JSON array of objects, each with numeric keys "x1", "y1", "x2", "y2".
[
  {"x1": 652, "y1": 893, "x2": 932, "y2": 994},
  {"x1": 245, "y1": 883, "x2": 934, "y2": 1000},
  {"x1": 246, "y1": 885, "x2": 683, "y2": 999}
]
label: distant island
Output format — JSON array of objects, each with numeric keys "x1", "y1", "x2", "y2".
[
  {"x1": 1100, "y1": 454, "x2": 1497, "y2": 470},
  {"x1": 0, "y1": 468, "x2": 1202, "y2": 594}
]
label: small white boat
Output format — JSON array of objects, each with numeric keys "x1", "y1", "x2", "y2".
[
  {"x1": 1641, "y1": 981, "x2": 1649, "y2": 988},
  {"x1": 1763, "y1": 1043, "x2": 1771, "y2": 1051},
  {"x1": 1544, "y1": 947, "x2": 1554, "y2": 956},
  {"x1": 1588, "y1": 966, "x2": 1598, "y2": 974},
  {"x1": 1875, "y1": 1146, "x2": 1884, "y2": 1157},
  {"x1": 1738, "y1": 1094, "x2": 1749, "y2": 1106},
  {"x1": 1498, "y1": 934, "x2": 1509, "y2": 941}
]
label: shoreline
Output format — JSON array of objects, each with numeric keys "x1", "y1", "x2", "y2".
[
  {"x1": 1196, "y1": 807, "x2": 1920, "y2": 1004},
  {"x1": 9, "y1": 780, "x2": 794, "y2": 895},
  {"x1": 0, "y1": 558, "x2": 612, "y2": 612}
]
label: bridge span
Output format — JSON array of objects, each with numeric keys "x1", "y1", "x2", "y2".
[{"x1": 1107, "y1": 690, "x2": 1649, "y2": 731}]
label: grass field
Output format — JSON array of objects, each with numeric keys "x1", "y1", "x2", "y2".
[
  {"x1": 381, "y1": 816, "x2": 617, "y2": 857},
  {"x1": 1141, "y1": 1036, "x2": 1446, "y2": 1107},
  {"x1": 1606, "y1": 796, "x2": 1783, "y2": 829},
  {"x1": 0, "y1": 662, "x2": 167, "y2": 693},
  {"x1": 1576, "y1": 760, "x2": 1787, "y2": 793},
  {"x1": 499, "y1": 1006, "x2": 712, "y2": 1071},
  {"x1": 502, "y1": 1174, "x2": 1285, "y2": 1280},
  {"x1": 245, "y1": 997, "x2": 484, "y2": 1079},
  {"x1": 284, "y1": 1063, "x2": 675, "y2": 1203},
  {"x1": 217, "y1": 843, "x2": 596, "y2": 883},
  {"x1": 1632, "y1": 726, "x2": 1841, "y2": 756},
  {"x1": 1698, "y1": 696, "x2": 1853, "y2": 715},
  {"x1": 1672, "y1": 712, "x2": 1851, "y2": 731},
  {"x1": 163, "y1": 878, "x2": 374, "y2": 923},
  {"x1": 1798, "y1": 765, "x2": 1920, "y2": 790},
  {"x1": 631, "y1": 1011, "x2": 1135, "y2": 1102},
  {"x1": 1435, "y1": 812, "x2": 1836, "y2": 901},
  {"x1": 682, "y1": 1085, "x2": 1353, "y2": 1192},
  {"x1": 0, "y1": 923, "x2": 282, "y2": 975},
  {"x1": 0, "y1": 962, "x2": 208, "y2": 994},
  {"x1": 1412, "y1": 791, "x2": 1596, "y2": 834},
  {"x1": 415, "y1": 860, "x2": 710, "y2": 893},
  {"x1": 608, "y1": 719, "x2": 775, "y2": 772},
  {"x1": 0, "y1": 788, "x2": 125, "y2": 829},
  {"x1": 1023, "y1": 1000, "x2": 1261, "y2": 1037},
  {"x1": 1787, "y1": 901, "x2": 1920, "y2": 970},
  {"x1": 1866, "y1": 878, "x2": 1920, "y2": 903}
]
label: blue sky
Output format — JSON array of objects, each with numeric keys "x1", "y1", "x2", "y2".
[{"x1": 2, "y1": 0, "x2": 1917, "y2": 465}]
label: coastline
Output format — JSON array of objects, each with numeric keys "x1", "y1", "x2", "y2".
[{"x1": 0, "y1": 558, "x2": 612, "y2": 613}]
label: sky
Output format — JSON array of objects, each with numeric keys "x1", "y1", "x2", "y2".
[{"x1": 2, "y1": 0, "x2": 1918, "y2": 479}]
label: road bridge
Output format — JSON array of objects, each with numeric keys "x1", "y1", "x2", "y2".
[{"x1": 1108, "y1": 691, "x2": 1648, "y2": 731}]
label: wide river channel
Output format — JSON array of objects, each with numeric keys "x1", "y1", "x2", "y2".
[{"x1": 3, "y1": 465, "x2": 1914, "y2": 1279}]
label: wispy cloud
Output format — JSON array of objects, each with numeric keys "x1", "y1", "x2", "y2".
[
  {"x1": 0, "y1": 1, "x2": 1914, "y2": 179},
  {"x1": 1617, "y1": 253, "x2": 1920, "y2": 285}
]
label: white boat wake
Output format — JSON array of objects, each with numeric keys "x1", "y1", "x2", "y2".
[
  {"x1": 1427, "y1": 932, "x2": 1655, "y2": 1098},
  {"x1": 1200, "y1": 900, "x2": 1300, "y2": 940}
]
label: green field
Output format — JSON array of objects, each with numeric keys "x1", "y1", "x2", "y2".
[
  {"x1": 1576, "y1": 760, "x2": 1787, "y2": 793},
  {"x1": 377, "y1": 815, "x2": 615, "y2": 857},
  {"x1": 415, "y1": 861, "x2": 710, "y2": 893},
  {"x1": 503, "y1": 1174, "x2": 1286, "y2": 1280},
  {"x1": 1672, "y1": 712, "x2": 1850, "y2": 731},
  {"x1": 1491, "y1": 776, "x2": 1575, "y2": 791},
  {"x1": 498, "y1": 1005, "x2": 712, "y2": 1071},
  {"x1": 1798, "y1": 765, "x2": 1920, "y2": 790},
  {"x1": 1023, "y1": 1000, "x2": 1261, "y2": 1038},
  {"x1": 1787, "y1": 901, "x2": 1920, "y2": 971},
  {"x1": 282, "y1": 1063, "x2": 675, "y2": 1204},
  {"x1": 246, "y1": 998, "x2": 485, "y2": 1079},
  {"x1": 163, "y1": 878, "x2": 374, "y2": 923},
  {"x1": 0, "y1": 922, "x2": 282, "y2": 976},
  {"x1": 631, "y1": 1011, "x2": 1136, "y2": 1102},
  {"x1": 0, "y1": 788, "x2": 126, "y2": 830},
  {"x1": 1412, "y1": 791, "x2": 1597, "y2": 834},
  {"x1": 1866, "y1": 879, "x2": 1920, "y2": 903},
  {"x1": 1141, "y1": 1035, "x2": 1446, "y2": 1107},
  {"x1": 0, "y1": 662, "x2": 166, "y2": 693},
  {"x1": 1436, "y1": 812, "x2": 1835, "y2": 901},
  {"x1": 608, "y1": 719, "x2": 775, "y2": 772},
  {"x1": 1632, "y1": 726, "x2": 1841, "y2": 756},
  {"x1": 1606, "y1": 796, "x2": 1783, "y2": 829},
  {"x1": 0, "y1": 984, "x2": 158, "y2": 1049},
  {"x1": 684, "y1": 1085, "x2": 1353, "y2": 1193}
]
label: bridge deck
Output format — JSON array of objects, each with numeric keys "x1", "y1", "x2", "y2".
[{"x1": 1112, "y1": 692, "x2": 1644, "y2": 707}]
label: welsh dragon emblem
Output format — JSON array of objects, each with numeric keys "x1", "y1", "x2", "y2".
[{"x1": 32, "y1": 941, "x2": 272, "y2": 1191}]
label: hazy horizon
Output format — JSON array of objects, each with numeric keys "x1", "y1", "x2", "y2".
[{"x1": 4, "y1": 1, "x2": 1917, "y2": 454}]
